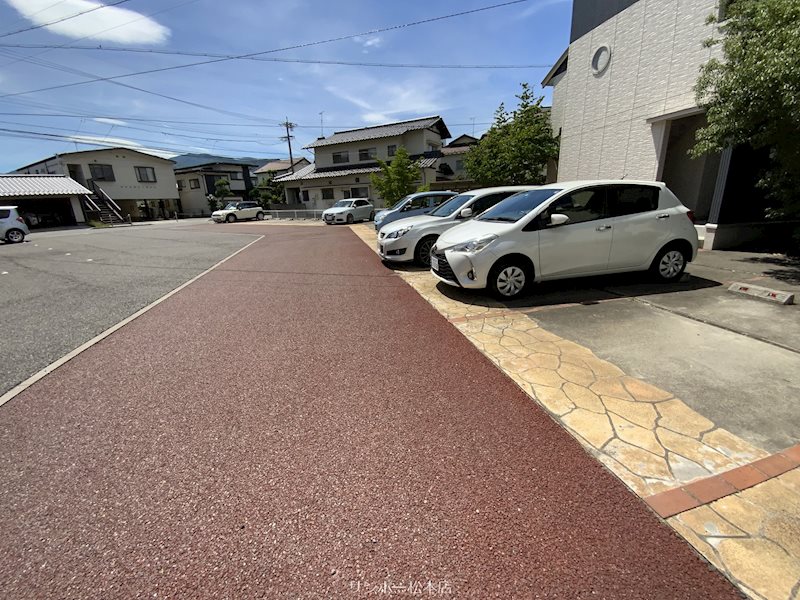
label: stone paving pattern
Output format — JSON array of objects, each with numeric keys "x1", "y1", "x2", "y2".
[{"x1": 350, "y1": 223, "x2": 797, "y2": 600}]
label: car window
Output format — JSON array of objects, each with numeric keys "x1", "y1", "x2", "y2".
[
  {"x1": 429, "y1": 194, "x2": 474, "y2": 217},
  {"x1": 407, "y1": 195, "x2": 428, "y2": 210},
  {"x1": 469, "y1": 192, "x2": 517, "y2": 216},
  {"x1": 354, "y1": 200, "x2": 368, "y2": 207},
  {"x1": 0, "y1": 209, "x2": 10, "y2": 219},
  {"x1": 547, "y1": 188, "x2": 608, "y2": 224},
  {"x1": 430, "y1": 194, "x2": 452, "y2": 208},
  {"x1": 608, "y1": 185, "x2": 660, "y2": 216},
  {"x1": 389, "y1": 195, "x2": 412, "y2": 210},
  {"x1": 477, "y1": 189, "x2": 561, "y2": 222}
]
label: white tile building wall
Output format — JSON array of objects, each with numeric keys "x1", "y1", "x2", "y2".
[{"x1": 552, "y1": 0, "x2": 721, "y2": 182}]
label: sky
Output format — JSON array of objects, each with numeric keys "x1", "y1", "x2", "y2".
[{"x1": 0, "y1": 0, "x2": 572, "y2": 172}]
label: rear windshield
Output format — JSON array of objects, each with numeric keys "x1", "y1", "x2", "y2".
[
  {"x1": 429, "y1": 194, "x2": 474, "y2": 217},
  {"x1": 477, "y1": 189, "x2": 561, "y2": 222},
  {"x1": 0, "y1": 209, "x2": 10, "y2": 219}
]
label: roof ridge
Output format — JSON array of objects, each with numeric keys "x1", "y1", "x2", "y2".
[{"x1": 331, "y1": 115, "x2": 441, "y2": 135}]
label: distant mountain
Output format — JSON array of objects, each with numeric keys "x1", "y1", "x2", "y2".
[{"x1": 171, "y1": 153, "x2": 284, "y2": 170}]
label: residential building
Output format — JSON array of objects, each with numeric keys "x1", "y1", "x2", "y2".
[
  {"x1": 544, "y1": 0, "x2": 766, "y2": 249},
  {"x1": 275, "y1": 116, "x2": 451, "y2": 209},
  {"x1": 436, "y1": 134, "x2": 478, "y2": 182},
  {"x1": 174, "y1": 161, "x2": 258, "y2": 216},
  {"x1": 253, "y1": 158, "x2": 311, "y2": 185},
  {"x1": 14, "y1": 148, "x2": 179, "y2": 221},
  {"x1": 0, "y1": 174, "x2": 91, "y2": 227}
]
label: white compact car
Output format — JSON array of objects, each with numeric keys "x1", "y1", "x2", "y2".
[
  {"x1": 212, "y1": 201, "x2": 265, "y2": 223},
  {"x1": 322, "y1": 198, "x2": 375, "y2": 224},
  {"x1": 431, "y1": 180, "x2": 699, "y2": 299},
  {"x1": 377, "y1": 186, "x2": 538, "y2": 266},
  {"x1": 0, "y1": 206, "x2": 30, "y2": 243}
]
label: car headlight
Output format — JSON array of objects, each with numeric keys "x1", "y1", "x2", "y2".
[
  {"x1": 450, "y1": 234, "x2": 498, "y2": 253},
  {"x1": 385, "y1": 226, "x2": 412, "y2": 239}
]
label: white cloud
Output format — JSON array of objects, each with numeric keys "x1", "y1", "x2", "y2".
[
  {"x1": 352, "y1": 35, "x2": 382, "y2": 54},
  {"x1": 518, "y1": 0, "x2": 571, "y2": 19},
  {"x1": 5, "y1": 0, "x2": 170, "y2": 44},
  {"x1": 93, "y1": 117, "x2": 127, "y2": 126}
]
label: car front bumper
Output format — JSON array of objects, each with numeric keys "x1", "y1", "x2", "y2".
[
  {"x1": 377, "y1": 234, "x2": 413, "y2": 262},
  {"x1": 430, "y1": 249, "x2": 492, "y2": 289},
  {"x1": 323, "y1": 213, "x2": 348, "y2": 224}
]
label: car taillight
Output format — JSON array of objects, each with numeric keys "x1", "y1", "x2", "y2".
[
  {"x1": 686, "y1": 210, "x2": 695, "y2": 223},
  {"x1": 16, "y1": 216, "x2": 25, "y2": 224}
]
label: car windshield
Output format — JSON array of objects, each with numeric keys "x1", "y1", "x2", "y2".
[
  {"x1": 332, "y1": 200, "x2": 353, "y2": 208},
  {"x1": 428, "y1": 194, "x2": 475, "y2": 217},
  {"x1": 224, "y1": 203, "x2": 239, "y2": 210},
  {"x1": 388, "y1": 195, "x2": 412, "y2": 211},
  {"x1": 477, "y1": 189, "x2": 562, "y2": 222}
]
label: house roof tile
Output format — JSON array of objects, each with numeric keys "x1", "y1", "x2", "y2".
[
  {"x1": 0, "y1": 174, "x2": 91, "y2": 197},
  {"x1": 304, "y1": 116, "x2": 450, "y2": 149}
]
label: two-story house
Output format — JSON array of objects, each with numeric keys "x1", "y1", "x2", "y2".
[
  {"x1": 436, "y1": 134, "x2": 478, "y2": 183},
  {"x1": 253, "y1": 158, "x2": 311, "y2": 186},
  {"x1": 174, "y1": 161, "x2": 258, "y2": 217},
  {"x1": 275, "y1": 116, "x2": 451, "y2": 209},
  {"x1": 15, "y1": 148, "x2": 180, "y2": 221}
]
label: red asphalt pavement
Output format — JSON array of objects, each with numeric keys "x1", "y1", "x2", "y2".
[{"x1": 0, "y1": 225, "x2": 737, "y2": 599}]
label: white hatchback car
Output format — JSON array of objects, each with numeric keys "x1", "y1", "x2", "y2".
[
  {"x1": 431, "y1": 181, "x2": 698, "y2": 299},
  {"x1": 322, "y1": 198, "x2": 374, "y2": 224},
  {"x1": 378, "y1": 186, "x2": 537, "y2": 266},
  {"x1": 212, "y1": 201, "x2": 265, "y2": 223},
  {"x1": 1, "y1": 206, "x2": 30, "y2": 243}
]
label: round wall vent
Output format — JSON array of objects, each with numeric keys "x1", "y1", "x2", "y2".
[{"x1": 591, "y1": 45, "x2": 612, "y2": 76}]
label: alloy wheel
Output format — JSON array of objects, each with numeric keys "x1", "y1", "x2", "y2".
[
  {"x1": 496, "y1": 266, "x2": 526, "y2": 297},
  {"x1": 6, "y1": 229, "x2": 24, "y2": 243},
  {"x1": 419, "y1": 239, "x2": 435, "y2": 266},
  {"x1": 659, "y1": 250, "x2": 685, "y2": 279}
]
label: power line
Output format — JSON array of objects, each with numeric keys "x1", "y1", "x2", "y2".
[
  {"x1": 0, "y1": 0, "x2": 533, "y2": 99},
  {"x1": 0, "y1": 43, "x2": 553, "y2": 69},
  {"x1": 0, "y1": 0, "x2": 133, "y2": 40}
]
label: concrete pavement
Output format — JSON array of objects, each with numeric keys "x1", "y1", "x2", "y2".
[{"x1": 0, "y1": 224, "x2": 738, "y2": 599}]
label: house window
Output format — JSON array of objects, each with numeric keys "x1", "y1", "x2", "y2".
[
  {"x1": 321, "y1": 188, "x2": 334, "y2": 200},
  {"x1": 89, "y1": 163, "x2": 115, "y2": 181},
  {"x1": 332, "y1": 151, "x2": 350, "y2": 164},
  {"x1": 387, "y1": 145, "x2": 397, "y2": 157},
  {"x1": 230, "y1": 171, "x2": 243, "y2": 180},
  {"x1": 190, "y1": 179, "x2": 200, "y2": 189},
  {"x1": 342, "y1": 189, "x2": 351, "y2": 199},
  {"x1": 351, "y1": 187, "x2": 369, "y2": 198},
  {"x1": 427, "y1": 143, "x2": 440, "y2": 152},
  {"x1": 177, "y1": 180, "x2": 185, "y2": 190},
  {"x1": 301, "y1": 190, "x2": 310, "y2": 202},
  {"x1": 358, "y1": 147, "x2": 377, "y2": 161},
  {"x1": 135, "y1": 166, "x2": 157, "y2": 182}
]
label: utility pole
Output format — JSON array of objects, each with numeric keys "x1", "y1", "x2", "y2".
[
  {"x1": 319, "y1": 111, "x2": 325, "y2": 138},
  {"x1": 280, "y1": 117, "x2": 297, "y2": 172}
]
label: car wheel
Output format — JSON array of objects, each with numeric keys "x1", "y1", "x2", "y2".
[
  {"x1": 369, "y1": 211, "x2": 375, "y2": 222},
  {"x1": 5, "y1": 228, "x2": 25, "y2": 243},
  {"x1": 256, "y1": 211, "x2": 265, "y2": 220},
  {"x1": 414, "y1": 236, "x2": 437, "y2": 267},
  {"x1": 226, "y1": 214, "x2": 237, "y2": 223},
  {"x1": 346, "y1": 213, "x2": 354, "y2": 224},
  {"x1": 651, "y1": 245, "x2": 688, "y2": 282},
  {"x1": 488, "y1": 259, "x2": 531, "y2": 300}
]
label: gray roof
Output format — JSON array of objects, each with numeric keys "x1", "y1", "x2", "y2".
[
  {"x1": 0, "y1": 174, "x2": 91, "y2": 197},
  {"x1": 275, "y1": 157, "x2": 439, "y2": 183},
  {"x1": 254, "y1": 158, "x2": 309, "y2": 174},
  {"x1": 15, "y1": 147, "x2": 175, "y2": 172},
  {"x1": 305, "y1": 116, "x2": 451, "y2": 149}
]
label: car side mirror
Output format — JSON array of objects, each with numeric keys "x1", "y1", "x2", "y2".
[
  {"x1": 459, "y1": 207, "x2": 473, "y2": 219},
  {"x1": 549, "y1": 213, "x2": 569, "y2": 227}
]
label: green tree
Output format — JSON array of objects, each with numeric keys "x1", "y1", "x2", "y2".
[
  {"x1": 693, "y1": 0, "x2": 800, "y2": 232},
  {"x1": 255, "y1": 174, "x2": 285, "y2": 206},
  {"x1": 214, "y1": 177, "x2": 232, "y2": 204},
  {"x1": 370, "y1": 146, "x2": 419, "y2": 208},
  {"x1": 206, "y1": 194, "x2": 219, "y2": 213},
  {"x1": 465, "y1": 83, "x2": 558, "y2": 186}
]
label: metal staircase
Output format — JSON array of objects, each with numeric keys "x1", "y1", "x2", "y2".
[{"x1": 85, "y1": 181, "x2": 127, "y2": 225}]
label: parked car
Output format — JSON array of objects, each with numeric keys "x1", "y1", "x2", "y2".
[
  {"x1": 374, "y1": 191, "x2": 457, "y2": 231},
  {"x1": 211, "y1": 201, "x2": 265, "y2": 223},
  {"x1": 431, "y1": 180, "x2": 698, "y2": 299},
  {"x1": 0, "y1": 206, "x2": 30, "y2": 243},
  {"x1": 322, "y1": 198, "x2": 374, "y2": 224},
  {"x1": 377, "y1": 187, "x2": 537, "y2": 266}
]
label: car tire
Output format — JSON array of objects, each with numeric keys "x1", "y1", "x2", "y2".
[
  {"x1": 414, "y1": 235, "x2": 438, "y2": 267},
  {"x1": 346, "y1": 214, "x2": 354, "y2": 224},
  {"x1": 5, "y1": 228, "x2": 25, "y2": 243},
  {"x1": 256, "y1": 211, "x2": 265, "y2": 220},
  {"x1": 226, "y1": 214, "x2": 237, "y2": 223},
  {"x1": 650, "y1": 244, "x2": 688, "y2": 282},
  {"x1": 488, "y1": 258, "x2": 531, "y2": 300},
  {"x1": 368, "y1": 211, "x2": 375, "y2": 222}
]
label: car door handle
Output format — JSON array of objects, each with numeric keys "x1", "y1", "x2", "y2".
[
  {"x1": 656, "y1": 213, "x2": 670, "y2": 219},
  {"x1": 596, "y1": 225, "x2": 612, "y2": 231}
]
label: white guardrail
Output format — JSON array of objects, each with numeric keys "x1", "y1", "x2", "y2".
[{"x1": 264, "y1": 209, "x2": 325, "y2": 220}]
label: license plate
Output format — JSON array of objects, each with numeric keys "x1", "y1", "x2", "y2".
[{"x1": 430, "y1": 255, "x2": 439, "y2": 271}]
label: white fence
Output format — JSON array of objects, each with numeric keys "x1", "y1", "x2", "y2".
[{"x1": 264, "y1": 209, "x2": 325, "y2": 220}]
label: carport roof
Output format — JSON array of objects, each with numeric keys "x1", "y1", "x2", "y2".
[{"x1": 0, "y1": 174, "x2": 91, "y2": 197}]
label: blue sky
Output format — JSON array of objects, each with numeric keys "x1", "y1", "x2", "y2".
[{"x1": 0, "y1": 0, "x2": 572, "y2": 172}]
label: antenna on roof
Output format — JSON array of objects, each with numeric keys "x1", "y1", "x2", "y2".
[{"x1": 319, "y1": 111, "x2": 325, "y2": 138}]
